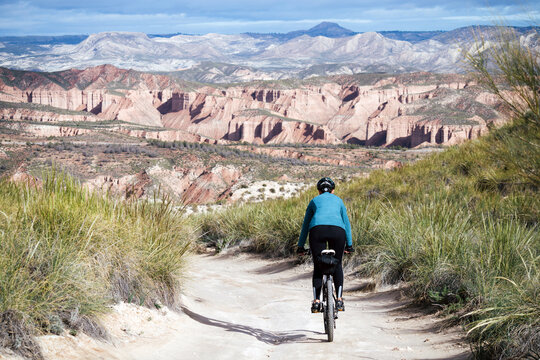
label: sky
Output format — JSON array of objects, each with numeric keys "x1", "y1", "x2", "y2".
[{"x1": 0, "y1": 0, "x2": 538, "y2": 36}]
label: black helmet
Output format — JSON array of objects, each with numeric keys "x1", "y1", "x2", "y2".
[{"x1": 317, "y1": 177, "x2": 335, "y2": 193}]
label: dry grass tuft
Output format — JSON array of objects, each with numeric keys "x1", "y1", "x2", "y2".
[{"x1": 0, "y1": 311, "x2": 44, "y2": 360}]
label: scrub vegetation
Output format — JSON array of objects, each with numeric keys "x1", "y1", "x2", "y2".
[
  {"x1": 198, "y1": 26, "x2": 539, "y2": 358},
  {"x1": 0, "y1": 170, "x2": 194, "y2": 359}
]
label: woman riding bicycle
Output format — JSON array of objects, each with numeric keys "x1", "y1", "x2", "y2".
[{"x1": 297, "y1": 177, "x2": 354, "y2": 313}]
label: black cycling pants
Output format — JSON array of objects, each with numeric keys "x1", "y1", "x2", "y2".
[{"x1": 309, "y1": 225, "x2": 346, "y2": 301}]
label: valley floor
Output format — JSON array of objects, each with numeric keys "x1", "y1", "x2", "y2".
[{"x1": 2, "y1": 253, "x2": 471, "y2": 360}]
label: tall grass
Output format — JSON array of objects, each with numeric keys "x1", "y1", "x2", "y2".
[
  {"x1": 0, "y1": 170, "x2": 194, "y2": 359},
  {"x1": 199, "y1": 189, "x2": 315, "y2": 255}
]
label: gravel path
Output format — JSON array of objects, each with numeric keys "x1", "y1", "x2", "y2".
[
  {"x1": 1, "y1": 253, "x2": 471, "y2": 360},
  {"x1": 124, "y1": 253, "x2": 471, "y2": 360}
]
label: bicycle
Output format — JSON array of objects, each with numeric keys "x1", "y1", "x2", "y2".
[
  {"x1": 299, "y1": 246, "x2": 350, "y2": 342},
  {"x1": 319, "y1": 249, "x2": 338, "y2": 342}
]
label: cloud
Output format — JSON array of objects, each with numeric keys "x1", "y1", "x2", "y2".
[
  {"x1": 443, "y1": 10, "x2": 540, "y2": 22},
  {"x1": 0, "y1": 0, "x2": 538, "y2": 35},
  {"x1": 0, "y1": 2, "x2": 188, "y2": 34},
  {"x1": 0, "y1": 1, "x2": 375, "y2": 35}
]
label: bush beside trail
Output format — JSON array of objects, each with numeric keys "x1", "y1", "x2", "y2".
[{"x1": 0, "y1": 171, "x2": 194, "y2": 359}]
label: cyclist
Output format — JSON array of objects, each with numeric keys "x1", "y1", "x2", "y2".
[{"x1": 297, "y1": 177, "x2": 354, "y2": 313}]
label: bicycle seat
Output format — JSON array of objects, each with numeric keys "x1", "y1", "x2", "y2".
[{"x1": 321, "y1": 249, "x2": 336, "y2": 256}]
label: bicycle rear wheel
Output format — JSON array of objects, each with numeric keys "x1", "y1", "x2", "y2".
[{"x1": 325, "y1": 277, "x2": 335, "y2": 342}]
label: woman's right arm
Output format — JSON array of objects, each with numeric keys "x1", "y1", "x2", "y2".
[{"x1": 297, "y1": 201, "x2": 314, "y2": 247}]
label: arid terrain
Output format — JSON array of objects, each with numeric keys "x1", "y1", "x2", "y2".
[
  {"x1": 2, "y1": 67, "x2": 499, "y2": 204},
  {"x1": 0, "y1": 12, "x2": 538, "y2": 360},
  {"x1": 0, "y1": 253, "x2": 471, "y2": 360},
  {"x1": 0, "y1": 130, "x2": 425, "y2": 204},
  {"x1": 0, "y1": 66, "x2": 504, "y2": 148}
]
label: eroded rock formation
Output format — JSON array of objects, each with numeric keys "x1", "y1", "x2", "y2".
[
  {"x1": 84, "y1": 164, "x2": 242, "y2": 204},
  {"x1": 6, "y1": 122, "x2": 92, "y2": 137},
  {"x1": 0, "y1": 66, "x2": 504, "y2": 147}
]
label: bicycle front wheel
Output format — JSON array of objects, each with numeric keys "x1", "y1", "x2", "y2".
[{"x1": 325, "y1": 278, "x2": 335, "y2": 342}]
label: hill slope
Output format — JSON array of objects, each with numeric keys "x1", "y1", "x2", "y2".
[{"x1": 198, "y1": 114, "x2": 539, "y2": 357}]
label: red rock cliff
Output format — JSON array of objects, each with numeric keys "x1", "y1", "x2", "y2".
[{"x1": 0, "y1": 66, "x2": 503, "y2": 147}]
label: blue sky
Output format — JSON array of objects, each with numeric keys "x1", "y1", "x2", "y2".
[{"x1": 0, "y1": 0, "x2": 538, "y2": 36}]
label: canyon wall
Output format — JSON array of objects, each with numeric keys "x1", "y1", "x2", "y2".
[{"x1": 0, "y1": 66, "x2": 501, "y2": 147}]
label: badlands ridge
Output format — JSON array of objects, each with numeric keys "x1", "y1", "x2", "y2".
[{"x1": 0, "y1": 65, "x2": 505, "y2": 148}]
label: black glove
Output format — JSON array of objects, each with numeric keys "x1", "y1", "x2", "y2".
[
  {"x1": 297, "y1": 246, "x2": 307, "y2": 255},
  {"x1": 345, "y1": 245, "x2": 355, "y2": 253}
]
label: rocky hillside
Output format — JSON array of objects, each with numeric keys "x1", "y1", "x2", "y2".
[{"x1": 0, "y1": 66, "x2": 505, "y2": 148}]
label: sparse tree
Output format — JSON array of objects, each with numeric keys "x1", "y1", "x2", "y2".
[{"x1": 464, "y1": 25, "x2": 540, "y2": 186}]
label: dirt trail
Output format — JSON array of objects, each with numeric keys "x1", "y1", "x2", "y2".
[
  {"x1": 122, "y1": 253, "x2": 470, "y2": 360},
  {"x1": 0, "y1": 253, "x2": 471, "y2": 360}
]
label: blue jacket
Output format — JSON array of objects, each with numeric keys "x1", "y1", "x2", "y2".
[{"x1": 297, "y1": 192, "x2": 352, "y2": 247}]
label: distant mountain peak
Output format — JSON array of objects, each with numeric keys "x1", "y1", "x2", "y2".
[
  {"x1": 244, "y1": 21, "x2": 358, "y2": 41},
  {"x1": 308, "y1": 22, "x2": 353, "y2": 32},
  {"x1": 309, "y1": 21, "x2": 342, "y2": 30},
  {"x1": 297, "y1": 22, "x2": 357, "y2": 38}
]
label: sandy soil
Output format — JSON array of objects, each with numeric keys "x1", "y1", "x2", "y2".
[{"x1": 0, "y1": 253, "x2": 471, "y2": 360}]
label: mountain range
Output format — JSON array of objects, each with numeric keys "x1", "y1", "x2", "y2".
[{"x1": 0, "y1": 22, "x2": 538, "y2": 82}]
